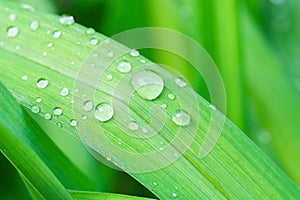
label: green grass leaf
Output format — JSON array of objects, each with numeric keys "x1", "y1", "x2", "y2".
[{"x1": 0, "y1": 1, "x2": 299, "y2": 199}]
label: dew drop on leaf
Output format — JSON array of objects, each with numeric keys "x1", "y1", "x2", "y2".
[
  {"x1": 70, "y1": 119, "x2": 78, "y2": 127},
  {"x1": 117, "y1": 61, "x2": 132, "y2": 73},
  {"x1": 21, "y1": 4, "x2": 35, "y2": 11},
  {"x1": 6, "y1": 26, "x2": 19, "y2": 38},
  {"x1": 9, "y1": 14, "x2": 16, "y2": 21},
  {"x1": 131, "y1": 70, "x2": 164, "y2": 100},
  {"x1": 130, "y1": 49, "x2": 140, "y2": 57},
  {"x1": 83, "y1": 100, "x2": 93, "y2": 111},
  {"x1": 128, "y1": 121, "x2": 139, "y2": 131},
  {"x1": 94, "y1": 103, "x2": 114, "y2": 122},
  {"x1": 53, "y1": 31, "x2": 62, "y2": 38},
  {"x1": 53, "y1": 107, "x2": 63, "y2": 116},
  {"x1": 30, "y1": 21, "x2": 39, "y2": 31},
  {"x1": 44, "y1": 113, "x2": 52, "y2": 120},
  {"x1": 86, "y1": 28, "x2": 95, "y2": 35},
  {"x1": 36, "y1": 98, "x2": 42, "y2": 103},
  {"x1": 36, "y1": 78, "x2": 49, "y2": 89},
  {"x1": 21, "y1": 75, "x2": 28, "y2": 81},
  {"x1": 172, "y1": 110, "x2": 191, "y2": 126},
  {"x1": 168, "y1": 93, "x2": 175, "y2": 100},
  {"x1": 59, "y1": 15, "x2": 74, "y2": 25},
  {"x1": 60, "y1": 87, "x2": 69, "y2": 96},
  {"x1": 175, "y1": 77, "x2": 187, "y2": 87},
  {"x1": 31, "y1": 105, "x2": 40, "y2": 114},
  {"x1": 172, "y1": 192, "x2": 177, "y2": 198},
  {"x1": 90, "y1": 38, "x2": 99, "y2": 45}
]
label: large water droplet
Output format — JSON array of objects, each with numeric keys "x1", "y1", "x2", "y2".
[
  {"x1": 37, "y1": 78, "x2": 49, "y2": 89},
  {"x1": 31, "y1": 105, "x2": 40, "y2": 113},
  {"x1": 6, "y1": 26, "x2": 19, "y2": 38},
  {"x1": 131, "y1": 70, "x2": 164, "y2": 100},
  {"x1": 30, "y1": 21, "x2": 39, "y2": 31},
  {"x1": 60, "y1": 87, "x2": 69, "y2": 96},
  {"x1": 94, "y1": 103, "x2": 114, "y2": 122},
  {"x1": 53, "y1": 107, "x2": 63, "y2": 116},
  {"x1": 172, "y1": 110, "x2": 190, "y2": 126},
  {"x1": 59, "y1": 15, "x2": 74, "y2": 25},
  {"x1": 117, "y1": 61, "x2": 132, "y2": 73},
  {"x1": 83, "y1": 100, "x2": 93, "y2": 111},
  {"x1": 128, "y1": 121, "x2": 139, "y2": 131},
  {"x1": 175, "y1": 77, "x2": 187, "y2": 87}
]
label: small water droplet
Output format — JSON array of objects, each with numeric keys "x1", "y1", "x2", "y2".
[
  {"x1": 53, "y1": 107, "x2": 63, "y2": 116},
  {"x1": 21, "y1": 75, "x2": 28, "y2": 81},
  {"x1": 153, "y1": 182, "x2": 158, "y2": 186},
  {"x1": 36, "y1": 98, "x2": 42, "y2": 103},
  {"x1": 172, "y1": 110, "x2": 190, "y2": 126},
  {"x1": 128, "y1": 121, "x2": 139, "y2": 131},
  {"x1": 117, "y1": 61, "x2": 132, "y2": 73},
  {"x1": 172, "y1": 192, "x2": 177, "y2": 198},
  {"x1": 94, "y1": 103, "x2": 114, "y2": 122},
  {"x1": 42, "y1": 51, "x2": 47, "y2": 56},
  {"x1": 106, "y1": 156, "x2": 112, "y2": 161},
  {"x1": 44, "y1": 113, "x2": 52, "y2": 120},
  {"x1": 70, "y1": 61, "x2": 75, "y2": 65},
  {"x1": 175, "y1": 77, "x2": 187, "y2": 87},
  {"x1": 209, "y1": 104, "x2": 216, "y2": 111},
  {"x1": 0, "y1": 41, "x2": 4, "y2": 46},
  {"x1": 30, "y1": 21, "x2": 39, "y2": 31},
  {"x1": 161, "y1": 103, "x2": 167, "y2": 109},
  {"x1": 47, "y1": 42, "x2": 53, "y2": 47},
  {"x1": 83, "y1": 100, "x2": 93, "y2": 111},
  {"x1": 90, "y1": 38, "x2": 99, "y2": 45},
  {"x1": 92, "y1": 53, "x2": 98, "y2": 58},
  {"x1": 16, "y1": 45, "x2": 20, "y2": 50},
  {"x1": 131, "y1": 70, "x2": 164, "y2": 100},
  {"x1": 31, "y1": 105, "x2": 40, "y2": 113},
  {"x1": 142, "y1": 127, "x2": 148, "y2": 133},
  {"x1": 86, "y1": 28, "x2": 95, "y2": 35},
  {"x1": 59, "y1": 15, "x2": 74, "y2": 25},
  {"x1": 168, "y1": 93, "x2": 175, "y2": 100},
  {"x1": 9, "y1": 13, "x2": 16, "y2": 21},
  {"x1": 21, "y1": 4, "x2": 35, "y2": 11},
  {"x1": 70, "y1": 119, "x2": 78, "y2": 127},
  {"x1": 130, "y1": 49, "x2": 140, "y2": 57},
  {"x1": 140, "y1": 59, "x2": 146, "y2": 63},
  {"x1": 37, "y1": 78, "x2": 49, "y2": 89},
  {"x1": 106, "y1": 74, "x2": 113, "y2": 81},
  {"x1": 82, "y1": 115, "x2": 88, "y2": 120},
  {"x1": 53, "y1": 31, "x2": 62, "y2": 38},
  {"x1": 60, "y1": 87, "x2": 69, "y2": 96},
  {"x1": 6, "y1": 26, "x2": 19, "y2": 37}
]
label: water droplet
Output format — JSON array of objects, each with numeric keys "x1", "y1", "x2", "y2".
[
  {"x1": 16, "y1": 45, "x2": 20, "y2": 50},
  {"x1": 209, "y1": 104, "x2": 216, "y2": 111},
  {"x1": 90, "y1": 38, "x2": 99, "y2": 45},
  {"x1": 107, "y1": 51, "x2": 114, "y2": 58},
  {"x1": 47, "y1": 42, "x2": 53, "y2": 47},
  {"x1": 94, "y1": 103, "x2": 114, "y2": 122},
  {"x1": 57, "y1": 122, "x2": 63, "y2": 128},
  {"x1": 9, "y1": 14, "x2": 16, "y2": 21},
  {"x1": 21, "y1": 4, "x2": 35, "y2": 11},
  {"x1": 6, "y1": 26, "x2": 19, "y2": 38},
  {"x1": 60, "y1": 87, "x2": 69, "y2": 96},
  {"x1": 140, "y1": 59, "x2": 146, "y2": 63},
  {"x1": 31, "y1": 105, "x2": 40, "y2": 113},
  {"x1": 172, "y1": 192, "x2": 177, "y2": 198},
  {"x1": 117, "y1": 61, "x2": 132, "y2": 73},
  {"x1": 44, "y1": 113, "x2": 52, "y2": 120},
  {"x1": 53, "y1": 31, "x2": 62, "y2": 38},
  {"x1": 70, "y1": 61, "x2": 75, "y2": 65},
  {"x1": 161, "y1": 103, "x2": 167, "y2": 109},
  {"x1": 70, "y1": 119, "x2": 78, "y2": 127},
  {"x1": 59, "y1": 15, "x2": 74, "y2": 25},
  {"x1": 130, "y1": 49, "x2": 140, "y2": 57},
  {"x1": 175, "y1": 77, "x2": 187, "y2": 87},
  {"x1": 128, "y1": 121, "x2": 139, "y2": 131},
  {"x1": 153, "y1": 182, "x2": 158, "y2": 186},
  {"x1": 83, "y1": 100, "x2": 93, "y2": 111},
  {"x1": 21, "y1": 75, "x2": 28, "y2": 81},
  {"x1": 82, "y1": 115, "x2": 88, "y2": 120},
  {"x1": 142, "y1": 127, "x2": 148, "y2": 133},
  {"x1": 131, "y1": 70, "x2": 164, "y2": 100},
  {"x1": 30, "y1": 21, "x2": 39, "y2": 31},
  {"x1": 106, "y1": 156, "x2": 112, "y2": 161},
  {"x1": 36, "y1": 98, "x2": 42, "y2": 103},
  {"x1": 42, "y1": 51, "x2": 47, "y2": 56},
  {"x1": 53, "y1": 107, "x2": 63, "y2": 116},
  {"x1": 106, "y1": 74, "x2": 113, "y2": 81},
  {"x1": 159, "y1": 147, "x2": 164, "y2": 151},
  {"x1": 168, "y1": 93, "x2": 175, "y2": 100},
  {"x1": 37, "y1": 78, "x2": 49, "y2": 89},
  {"x1": 0, "y1": 41, "x2": 4, "y2": 46},
  {"x1": 86, "y1": 28, "x2": 95, "y2": 35},
  {"x1": 172, "y1": 110, "x2": 191, "y2": 126}
]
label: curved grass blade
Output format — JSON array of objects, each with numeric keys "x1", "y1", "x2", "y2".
[{"x1": 0, "y1": 1, "x2": 299, "y2": 199}]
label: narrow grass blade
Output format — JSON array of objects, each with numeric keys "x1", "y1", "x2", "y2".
[{"x1": 0, "y1": 1, "x2": 299, "y2": 199}]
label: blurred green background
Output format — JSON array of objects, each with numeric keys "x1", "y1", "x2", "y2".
[{"x1": 1, "y1": 0, "x2": 300, "y2": 199}]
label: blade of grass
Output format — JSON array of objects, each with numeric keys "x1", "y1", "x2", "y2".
[
  {"x1": 0, "y1": 82, "x2": 72, "y2": 200},
  {"x1": 0, "y1": 1, "x2": 299, "y2": 199}
]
